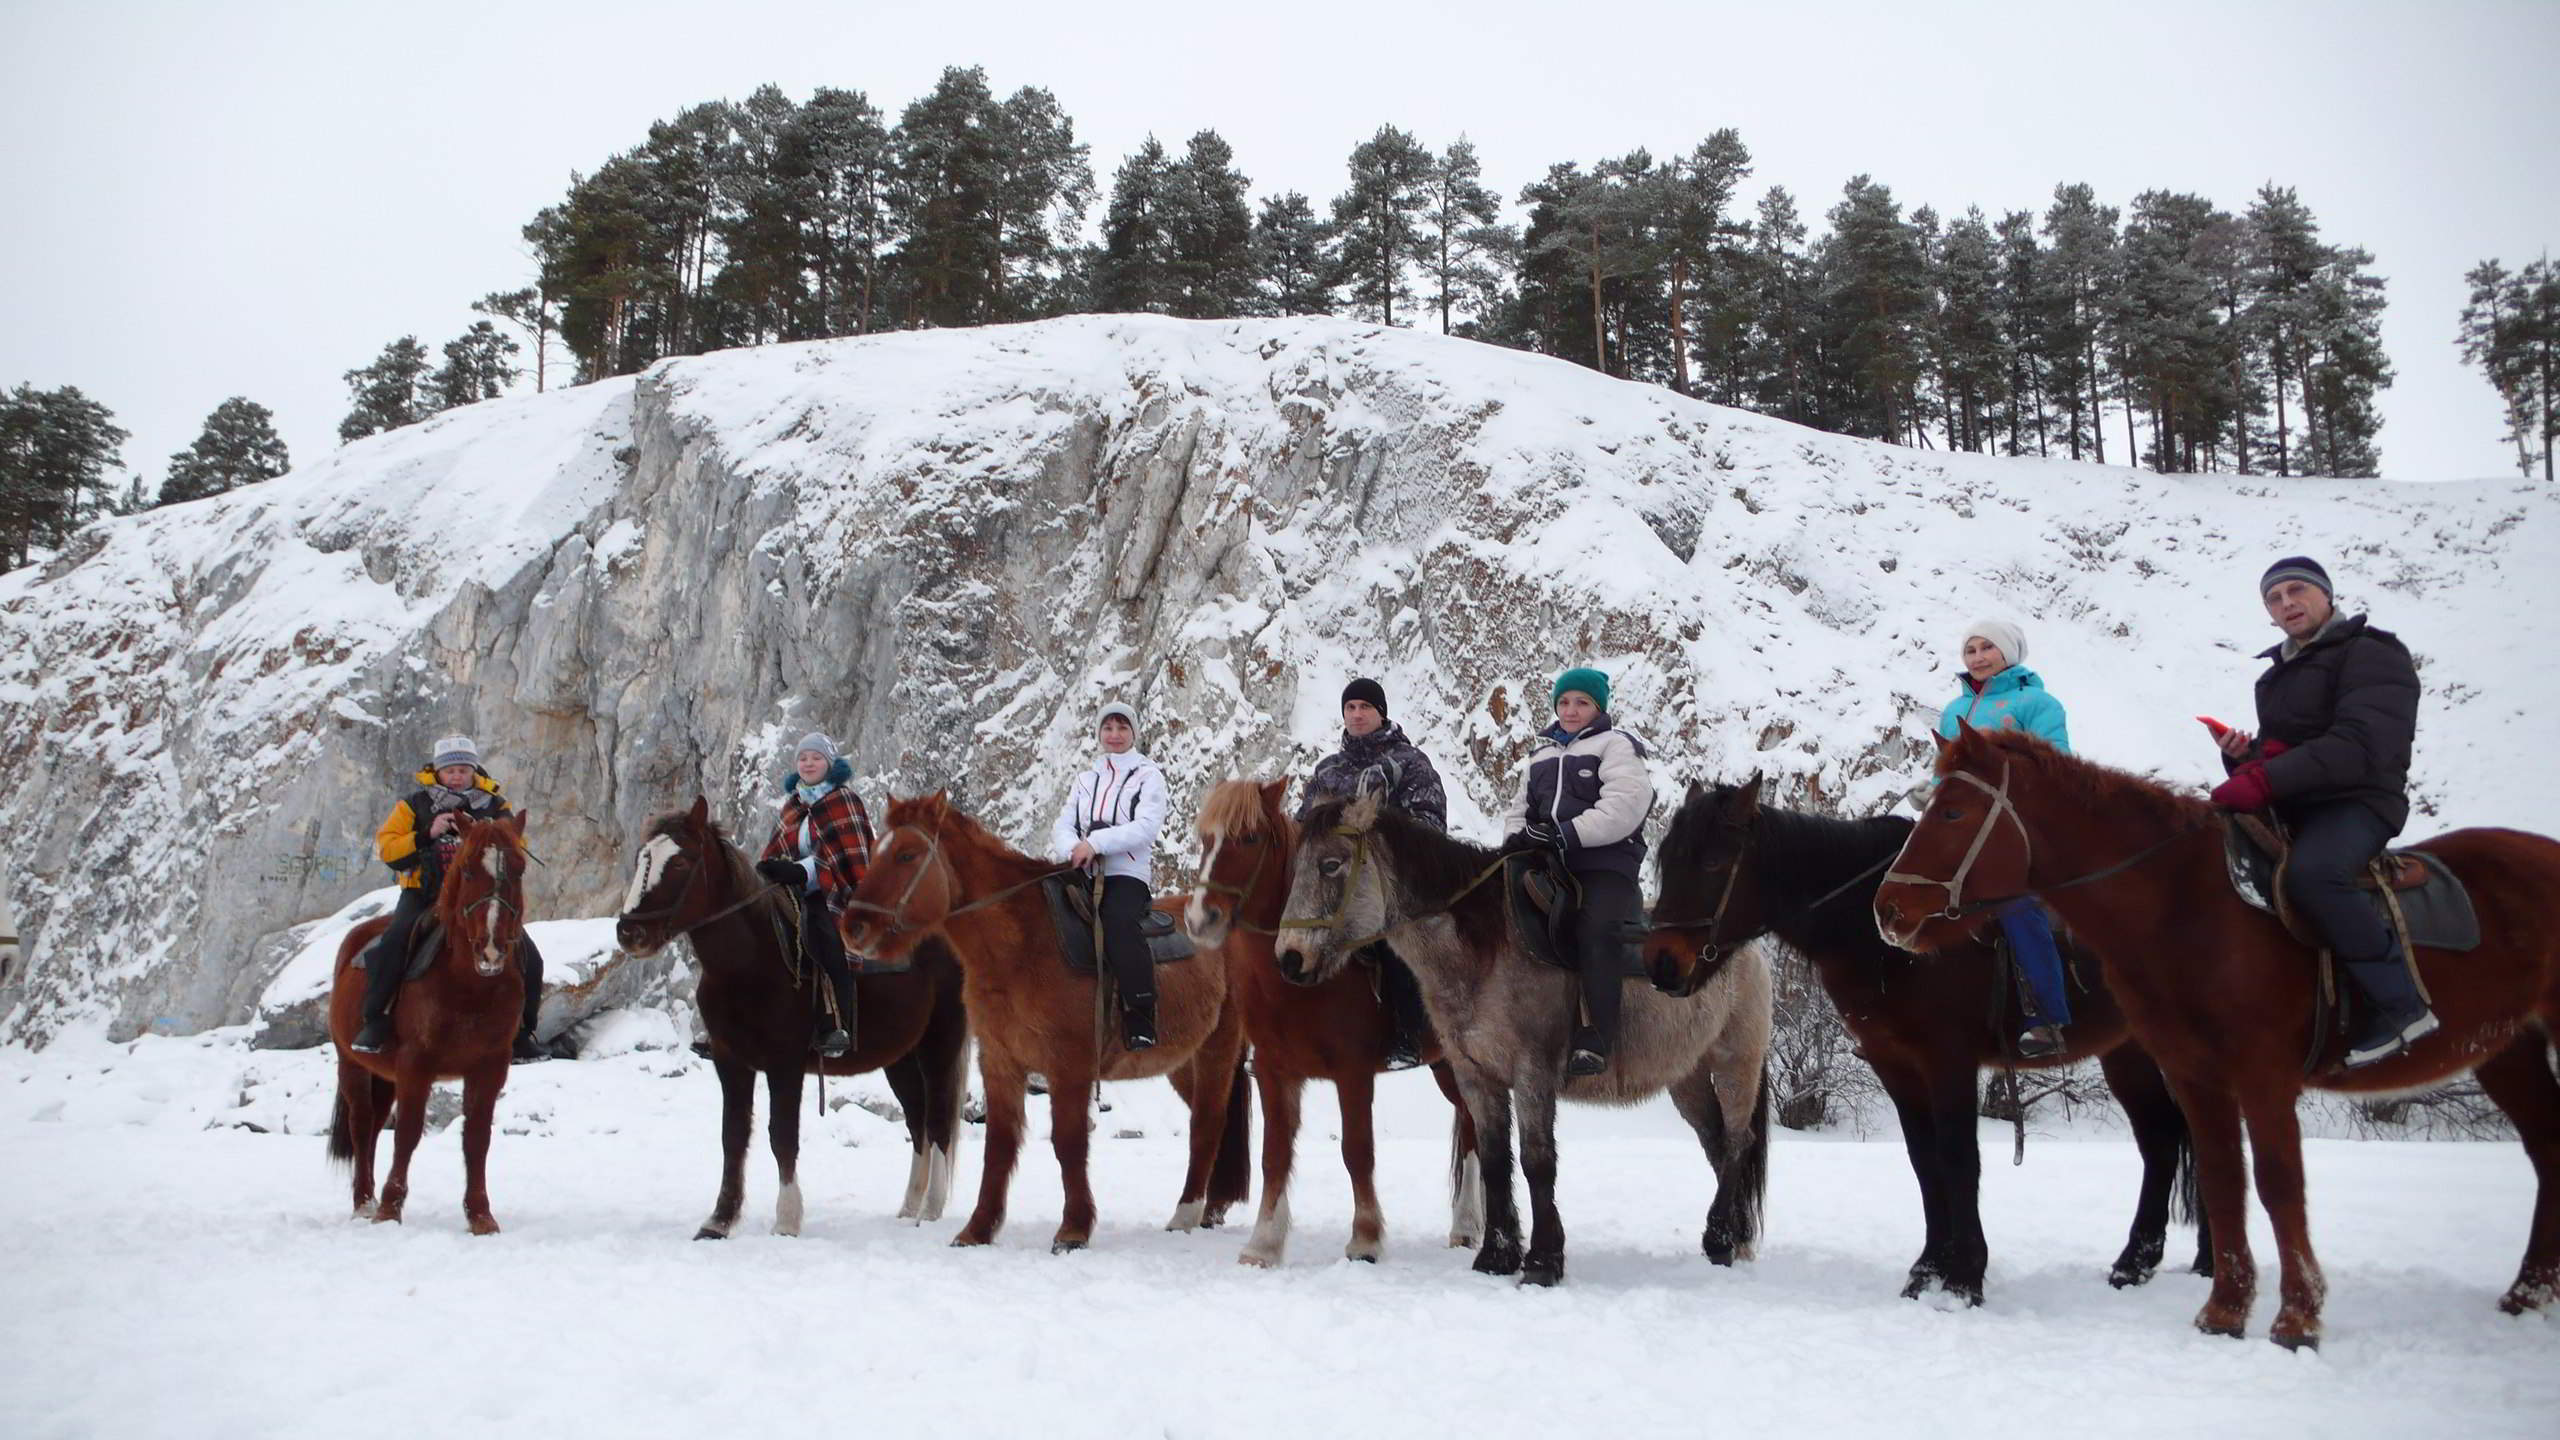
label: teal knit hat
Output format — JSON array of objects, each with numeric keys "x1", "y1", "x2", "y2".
[{"x1": 1552, "y1": 666, "x2": 1610, "y2": 712}]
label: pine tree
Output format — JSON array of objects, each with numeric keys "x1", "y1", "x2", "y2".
[
  {"x1": 338, "y1": 337, "x2": 434, "y2": 442},
  {"x1": 1653, "y1": 131, "x2": 1752, "y2": 397},
  {"x1": 1415, "y1": 137, "x2": 1504, "y2": 335},
  {"x1": 1095, "y1": 137, "x2": 1177, "y2": 314},
  {"x1": 161, "y1": 397, "x2": 289, "y2": 505},
  {"x1": 983, "y1": 84, "x2": 1093, "y2": 322},
  {"x1": 2040, "y1": 183, "x2": 2120, "y2": 463},
  {"x1": 1818, "y1": 176, "x2": 1931, "y2": 442},
  {"x1": 2243, "y1": 184, "x2": 2324, "y2": 476},
  {"x1": 431, "y1": 321, "x2": 522, "y2": 411},
  {"x1": 891, "y1": 67, "x2": 1006, "y2": 328},
  {"x1": 2113, "y1": 191, "x2": 2236, "y2": 471},
  {"x1": 2295, "y1": 243, "x2": 2391, "y2": 477},
  {"x1": 1166, "y1": 131, "x2": 1255, "y2": 319},
  {"x1": 1931, "y1": 209, "x2": 2008, "y2": 453},
  {"x1": 798, "y1": 86, "x2": 898, "y2": 336},
  {"x1": 1535, "y1": 151, "x2": 1662, "y2": 376},
  {"x1": 474, "y1": 288, "x2": 560, "y2": 393},
  {"x1": 2459, "y1": 258, "x2": 2559, "y2": 481},
  {"x1": 1992, "y1": 211, "x2": 2053, "y2": 456},
  {"x1": 1330, "y1": 125, "x2": 1432, "y2": 327},
  {"x1": 1741, "y1": 186, "x2": 1818, "y2": 425},
  {"x1": 1249, "y1": 192, "x2": 1334, "y2": 316},
  {"x1": 0, "y1": 383, "x2": 127, "y2": 568},
  {"x1": 712, "y1": 84, "x2": 814, "y2": 345}
]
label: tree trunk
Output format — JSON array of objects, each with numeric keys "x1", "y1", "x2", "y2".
[
  {"x1": 2270, "y1": 338, "x2": 2293, "y2": 476},
  {"x1": 1669, "y1": 253, "x2": 1691, "y2": 396},
  {"x1": 1588, "y1": 219, "x2": 1607, "y2": 374}
]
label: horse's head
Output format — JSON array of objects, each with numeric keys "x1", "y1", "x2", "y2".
[
  {"x1": 1646, "y1": 772, "x2": 1766, "y2": 997},
  {"x1": 617, "y1": 795, "x2": 721, "y2": 956},
  {"x1": 1186, "y1": 778, "x2": 1293, "y2": 948},
  {"x1": 444, "y1": 810, "x2": 530, "y2": 977},
  {"x1": 1275, "y1": 790, "x2": 1389, "y2": 987},
  {"x1": 840, "y1": 792, "x2": 957, "y2": 961},
  {"x1": 1874, "y1": 724, "x2": 2029, "y2": 952}
]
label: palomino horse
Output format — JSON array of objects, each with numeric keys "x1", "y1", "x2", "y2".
[
  {"x1": 840, "y1": 793, "x2": 1251, "y2": 1253},
  {"x1": 615, "y1": 797, "x2": 971, "y2": 1238},
  {"x1": 1186, "y1": 779, "x2": 1483, "y2": 1267},
  {"x1": 326, "y1": 812, "x2": 530, "y2": 1233},
  {"x1": 1877, "y1": 725, "x2": 2560, "y2": 1348},
  {"x1": 1647, "y1": 775, "x2": 2204, "y2": 1305},
  {"x1": 1279, "y1": 792, "x2": 1773, "y2": 1287}
]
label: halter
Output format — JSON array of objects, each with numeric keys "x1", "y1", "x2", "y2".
[
  {"x1": 1647, "y1": 828, "x2": 1754, "y2": 964},
  {"x1": 1277, "y1": 824, "x2": 1510, "y2": 957},
  {"x1": 838, "y1": 812, "x2": 1072, "y2": 938},
  {"x1": 1196, "y1": 824, "x2": 1280, "y2": 935},
  {"x1": 453, "y1": 841, "x2": 526, "y2": 976},
  {"x1": 1881, "y1": 763, "x2": 2033, "y2": 919}
]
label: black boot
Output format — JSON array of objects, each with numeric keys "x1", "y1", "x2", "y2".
[
  {"x1": 1377, "y1": 948, "x2": 1426, "y2": 1072},
  {"x1": 351, "y1": 940, "x2": 405, "y2": 1054},
  {"x1": 2342, "y1": 944, "x2": 2439, "y2": 1068},
  {"x1": 2016, "y1": 1024, "x2": 2066, "y2": 1060},
  {"x1": 512, "y1": 936, "x2": 549, "y2": 1062},
  {"x1": 1121, "y1": 990, "x2": 1160, "y2": 1052},
  {"x1": 1566, "y1": 1024, "x2": 1609, "y2": 1078}
]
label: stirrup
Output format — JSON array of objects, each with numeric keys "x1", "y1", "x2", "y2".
[
  {"x1": 2344, "y1": 1009, "x2": 2439, "y2": 1069},
  {"x1": 1565, "y1": 1046, "x2": 1609, "y2": 1078},
  {"x1": 351, "y1": 1018, "x2": 393, "y2": 1054},
  {"x1": 2016, "y1": 1024, "x2": 2065, "y2": 1060},
  {"x1": 1383, "y1": 1042, "x2": 1424, "y2": 1073},
  {"x1": 813, "y1": 1027, "x2": 851, "y2": 1058}
]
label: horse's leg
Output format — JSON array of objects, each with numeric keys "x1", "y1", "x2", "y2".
[
  {"x1": 2469, "y1": 1033, "x2": 2560, "y2": 1315},
  {"x1": 1338, "y1": 1065, "x2": 1387, "y2": 1263},
  {"x1": 2169, "y1": 1073, "x2": 2258, "y2": 1339},
  {"x1": 1868, "y1": 1059, "x2": 1950, "y2": 1297},
  {"x1": 1047, "y1": 1067, "x2": 1098, "y2": 1253},
  {"x1": 916, "y1": 980, "x2": 973, "y2": 1223},
  {"x1": 953, "y1": 1047, "x2": 1027, "y2": 1248},
  {"x1": 2099, "y1": 1044, "x2": 2189, "y2": 1288},
  {"x1": 1433, "y1": 1060, "x2": 1483, "y2": 1248},
  {"x1": 2238, "y1": 1082, "x2": 2324, "y2": 1350},
  {"x1": 1166, "y1": 1055, "x2": 1224, "y2": 1233},
  {"x1": 338, "y1": 1058, "x2": 381, "y2": 1217},
  {"x1": 764, "y1": 1065, "x2": 806, "y2": 1237},
  {"x1": 1515, "y1": 1078, "x2": 1566, "y2": 1287},
  {"x1": 459, "y1": 1060, "x2": 504, "y2": 1236},
  {"x1": 1452, "y1": 1063, "x2": 1522, "y2": 1277},
  {"x1": 1923, "y1": 1063, "x2": 1989, "y2": 1306},
  {"x1": 1673, "y1": 1054, "x2": 1771, "y2": 1268},
  {"x1": 374, "y1": 1062, "x2": 432, "y2": 1226},
  {"x1": 883, "y1": 1053, "x2": 932, "y2": 1222},
  {"x1": 693, "y1": 1049, "x2": 755, "y2": 1239},
  {"x1": 1240, "y1": 1067, "x2": 1301, "y2": 1268}
]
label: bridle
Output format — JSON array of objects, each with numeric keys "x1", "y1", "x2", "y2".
[
  {"x1": 837, "y1": 812, "x2": 1071, "y2": 940},
  {"x1": 1649, "y1": 806, "x2": 1923, "y2": 965},
  {"x1": 1882, "y1": 762, "x2": 2035, "y2": 920},
  {"x1": 454, "y1": 839, "x2": 527, "y2": 976},
  {"x1": 1277, "y1": 823, "x2": 1509, "y2": 957},
  {"x1": 1196, "y1": 825, "x2": 1282, "y2": 935}
]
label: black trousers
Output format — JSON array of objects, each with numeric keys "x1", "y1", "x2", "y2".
[
  {"x1": 1099, "y1": 875, "x2": 1156, "y2": 1012},
  {"x1": 1568, "y1": 869, "x2": 1642, "y2": 1050},
  {"x1": 801, "y1": 891, "x2": 861, "y2": 1033},
  {"x1": 364, "y1": 885, "x2": 545, "y2": 1034},
  {"x1": 2281, "y1": 799, "x2": 2397, "y2": 963},
  {"x1": 1366, "y1": 943, "x2": 1426, "y2": 1046}
]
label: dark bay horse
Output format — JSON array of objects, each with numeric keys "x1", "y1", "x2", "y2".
[
  {"x1": 615, "y1": 797, "x2": 971, "y2": 1238},
  {"x1": 327, "y1": 812, "x2": 529, "y2": 1233},
  {"x1": 1647, "y1": 775, "x2": 2203, "y2": 1305},
  {"x1": 1877, "y1": 725, "x2": 2560, "y2": 1348},
  {"x1": 840, "y1": 793, "x2": 1251, "y2": 1253},
  {"x1": 1279, "y1": 792, "x2": 1772, "y2": 1287},
  {"x1": 1185, "y1": 779, "x2": 1482, "y2": 1267}
]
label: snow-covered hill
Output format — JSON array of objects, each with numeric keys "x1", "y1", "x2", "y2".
[{"x1": 4, "y1": 315, "x2": 2554, "y2": 1045}]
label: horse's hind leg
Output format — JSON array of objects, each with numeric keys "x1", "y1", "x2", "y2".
[
  {"x1": 1866, "y1": 1060, "x2": 1950, "y2": 1296},
  {"x1": 2240, "y1": 1084, "x2": 2325, "y2": 1350},
  {"x1": 1338, "y1": 1065, "x2": 1386, "y2": 1263},
  {"x1": 764, "y1": 1066, "x2": 806, "y2": 1237},
  {"x1": 916, "y1": 987, "x2": 971, "y2": 1223},
  {"x1": 459, "y1": 1060, "x2": 505, "y2": 1236},
  {"x1": 693, "y1": 1050, "x2": 755, "y2": 1240},
  {"x1": 953, "y1": 1048, "x2": 1027, "y2": 1248},
  {"x1": 2100, "y1": 1044, "x2": 2190, "y2": 1288},
  {"x1": 883, "y1": 1053, "x2": 932, "y2": 1223},
  {"x1": 1047, "y1": 1068, "x2": 1098, "y2": 1252},
  {"x1": 2472, "y1": 1032, "x2": 2560, "y2": 1315},
  {"x1": 1433, "y1": 1061, "x2": 1482, "y2": 1248},
  {"x1": 1515, "y1": 1080, "x2": 1567, "y2": 1287},
  {"x1": 1675, "y1": 1055, "x2": 1775, "y2": 1271},
  {"x1": 1240, "y1": 1067, "x2": 1302, "y2": 1268},
  {"x1": 375, "y1": 1065, "x2": 432, "y2": 1225},
  {"x1": 2171, "y1": 1074, "x2": 2258, "y2": 1338},
  {"x1": 338, "y1": 1061, "x2": 385, "y2": 1217}
]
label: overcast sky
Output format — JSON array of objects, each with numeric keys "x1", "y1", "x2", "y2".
[{"x1": 4, "y1": 0, "x2": 2554, "y2": 496}]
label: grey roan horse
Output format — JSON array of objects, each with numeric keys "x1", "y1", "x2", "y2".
[{"x1": 1277, "y1": 793, "x2": 1773, "y2": 1286}]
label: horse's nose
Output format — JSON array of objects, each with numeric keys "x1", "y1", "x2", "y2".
[
  {"x1": 1277, "y1": 948, "x2": 1309, "y2": 985},
  {"x1": 1648, "y1": 947, "x2": 1683, "y2": 992}
]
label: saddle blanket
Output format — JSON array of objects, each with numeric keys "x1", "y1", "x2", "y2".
[
  {"x1": 1042, "y1": 873, "x2": 1195, "y2": 975},
  {"x1": 2223, "y1": 828, "x2": 2480, "y2": 952}
]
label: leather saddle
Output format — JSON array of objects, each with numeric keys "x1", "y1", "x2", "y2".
[
  {"x1": 355, "y1": 915, "x2": 444, "y2": 982},
  {"x1": 1503, "y1": 852, "x2": 1649, "y2": 979},
  {"x1": 1042, "y1": 873, "x2": 1195, "y2": 975},
  {"x1": 2223, "y1": 814, "x2": 2480, "y2": 952}
]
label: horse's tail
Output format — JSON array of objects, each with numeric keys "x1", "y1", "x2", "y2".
[
  {"x1": 2170, "y1": 1117, "x2": 2201, "y2": 1228},
  {"x1": 327, "y1": 1082, "x2": 355, "y2": 1169},
  {"x1": 1729, "y1": 1054, "x2": 1775, "y2": 1256},
  {"x1": 1208, "y1": 1051, "x2": 1253, "y2": 1215}
]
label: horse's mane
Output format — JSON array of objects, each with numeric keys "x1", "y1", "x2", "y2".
[
  {"x1": 646, "y1": 807, "x2": 790, "y2": 926},
  {"x1": 1951, "y1": 728, "x2": 2214, "y2": 834},
  {"x1": 437, "y1": 816, "x2": 528, "y2": 932},
  {"x1": 1301, "y1": 795, "x2": 1506, "y2": 949},
  {"x1": 1660, "y1": 784, "x2": 1914, "y2": 951},
  {"x1": 1199, "y1": 778, "x2": 1296, "y2": 848},
  {"x1": 885, "y1": 794, "x2": 1055, "y2": 881}
]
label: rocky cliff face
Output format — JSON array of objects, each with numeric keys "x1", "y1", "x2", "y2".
[{"x1": 4, "y1": 315, "x2": 2553, "y2": 1045}]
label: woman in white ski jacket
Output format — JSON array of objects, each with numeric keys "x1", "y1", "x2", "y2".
[
  {"x1": 1049, "y1": 701, "x2": 1170, "y2": 1050},
  {"x1": 1503, "y1": 666, "x2": 1654, "y2": 1076}
]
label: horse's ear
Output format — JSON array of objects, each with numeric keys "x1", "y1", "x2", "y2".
[
  {"x1": 1684, "y1": 778, "x2": 1708, "y2": 807},
  {"x1": 1344, "y1": 789, "x2": 1383, "y2": 833},
  {"x1": 508, "y1": 810, "x2": 529, "y2": 836},
  {"x1": 1260, "y1": 777, "x2": 1289, "y2": 808},
  {"x1": 688, "y1": 794, "x2": 711, "y2": 829},
  {"x1": 1736, "y1": 771, "x2": 1765, "y2": 815}
]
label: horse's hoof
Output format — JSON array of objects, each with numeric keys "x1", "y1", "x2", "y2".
[
  {"x1": 1050, "y1": 1239, "x2": 1088, "y2": 1255},
  {"x1": 1704, "y1": 1241, "x2": 1738, "y2": 1268},
  {"x1": 2190, "y1": 1253, "x2": 2216, "y2": 1278},
  {"x1": 2499, "y1": 1276, "x2": 2556, "y2": 1315},
  {"x1": 1473, "y1": 1241, "x2": 1522, "y2": 1277},
  {"x1": 950, "y1": 1230, "x2": 994, "y2": 1248},
  {"x1": 692, "y1": 1228, "x2": 728, "y2": 1241},
  {"x1": 2270, "y1": 1330, "x2": 2320, "y2": 1353},
  {"x1": 2195, "y1": 1317, "x2": 2246, "y2": 1340},
  {"x1": 1900, "y1": 1266, "x2": 1938, "y2": 1301},
  {"x1": 468, "y1": 1215, "x2": 500, "y2": 1237},
  {"x1": 2109, "y1": 1263, "x2": 2156, "y2": 1290},
  {"x1": 1238, "y1": 1250, "x2": 1280, "y2": 1269},
  {"x1": 1520, "y1": 1257, "x2": 1564, "y2": 1288},
  {"x1": 1447, "y1": 1233, "x2": 1478, "y2": 1250},
  {"x1": 370, "y1": 1211, "x2": 403, "y2": 1227}
]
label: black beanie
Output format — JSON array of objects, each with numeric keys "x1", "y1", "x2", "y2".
[
  {"x1": 2260, "y1": 555, "x2": 2333, "y2": 599},
  {"x1": 1341, "y1": 677, "x2": 1389, "y2": 720}
]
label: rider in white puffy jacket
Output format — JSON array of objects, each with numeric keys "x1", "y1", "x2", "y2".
[
  {"x1": 1048, "y1": 701, "x2": 1170, "y2": 1049},
  {"x1": 1503, "y1": 666, "x2": 1654, "y2": 1077}
]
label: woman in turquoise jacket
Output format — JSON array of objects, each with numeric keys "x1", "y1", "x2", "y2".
[{"x1": 1934, "y1": 618, "x2": 2073, "y2": 1056}]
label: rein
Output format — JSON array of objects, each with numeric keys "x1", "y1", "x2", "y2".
[
  {"x1": 1883, "y1": 761, "x2": 2212, "y2": 920},
  {"x1": 617, "y1": 829, "x2": 803, "y2": 983},
  {"x1": 1278, "y1": 824, "x2": 1510, "y2": 954},
  {"x1": 836, "y1": 815, "x2": 1072, "y2": 938},
  {"x1": 1650, "y1": 837, "x2": 1896, "y2": 964}
]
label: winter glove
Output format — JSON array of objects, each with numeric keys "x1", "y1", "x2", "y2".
[
  {"x1": 755, "y1": 858, "x2": 806, "y2": 887},
  {"x1": 2257, "y1": 738, "x2": 2291, "y2": 760},
  {"x1": 1520, "y1": 820, "x2": 1567, "y2": 852},
  {"x1": 2210, "y1": 763, "x2": 2275, "y2": 813}
]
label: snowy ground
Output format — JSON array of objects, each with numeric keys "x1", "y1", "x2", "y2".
[{"x1": 2, "y1": 1033, "x2": 2549, "y2": 1440}]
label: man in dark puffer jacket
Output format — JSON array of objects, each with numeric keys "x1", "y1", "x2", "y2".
[
  {"x1": 2210, "y1": 556, "x2": 2437, "y2": 1068},
  {"x1": 1300, "y1": 678, "x2": 1447, "y2": 1070}
]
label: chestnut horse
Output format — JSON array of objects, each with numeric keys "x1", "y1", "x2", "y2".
[
  {"x1": 1647, "y1": 775, "x2": 2203, "y2": 1305},
  {"x1": 615, "y1": 797, "x2": 971, "y2": 1238},
  {"x1": 1877, "y1": 725, "x2": 2560, "y2": 1348},
  {"x1": 1280, "y1": 792, "x2": 1773, "y2": 1287},
  {"x1": 1185, "y1": 778, "x2": 1483, "y2": 1267},
  {"x1": 840, "y1": 793, "x2": 1251, "y2": 1253},
  {"x1": 326, "y1": 812, "x2": 529, "y2": 1233}
]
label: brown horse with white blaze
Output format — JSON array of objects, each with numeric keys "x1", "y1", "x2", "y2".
[
  {"x1": 326, "y1": 812, "x2": 530, "y2": 1233},
  {"x1": 1877, "y1": 724, "x2": 2560, "y2": 1348},
  {"x1": 841, "y1": 793, "x2": 1251, "y2": 1253},
  {"x1": 1186, "y1": 778, "x2": 1483, "y2": 1267}
]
